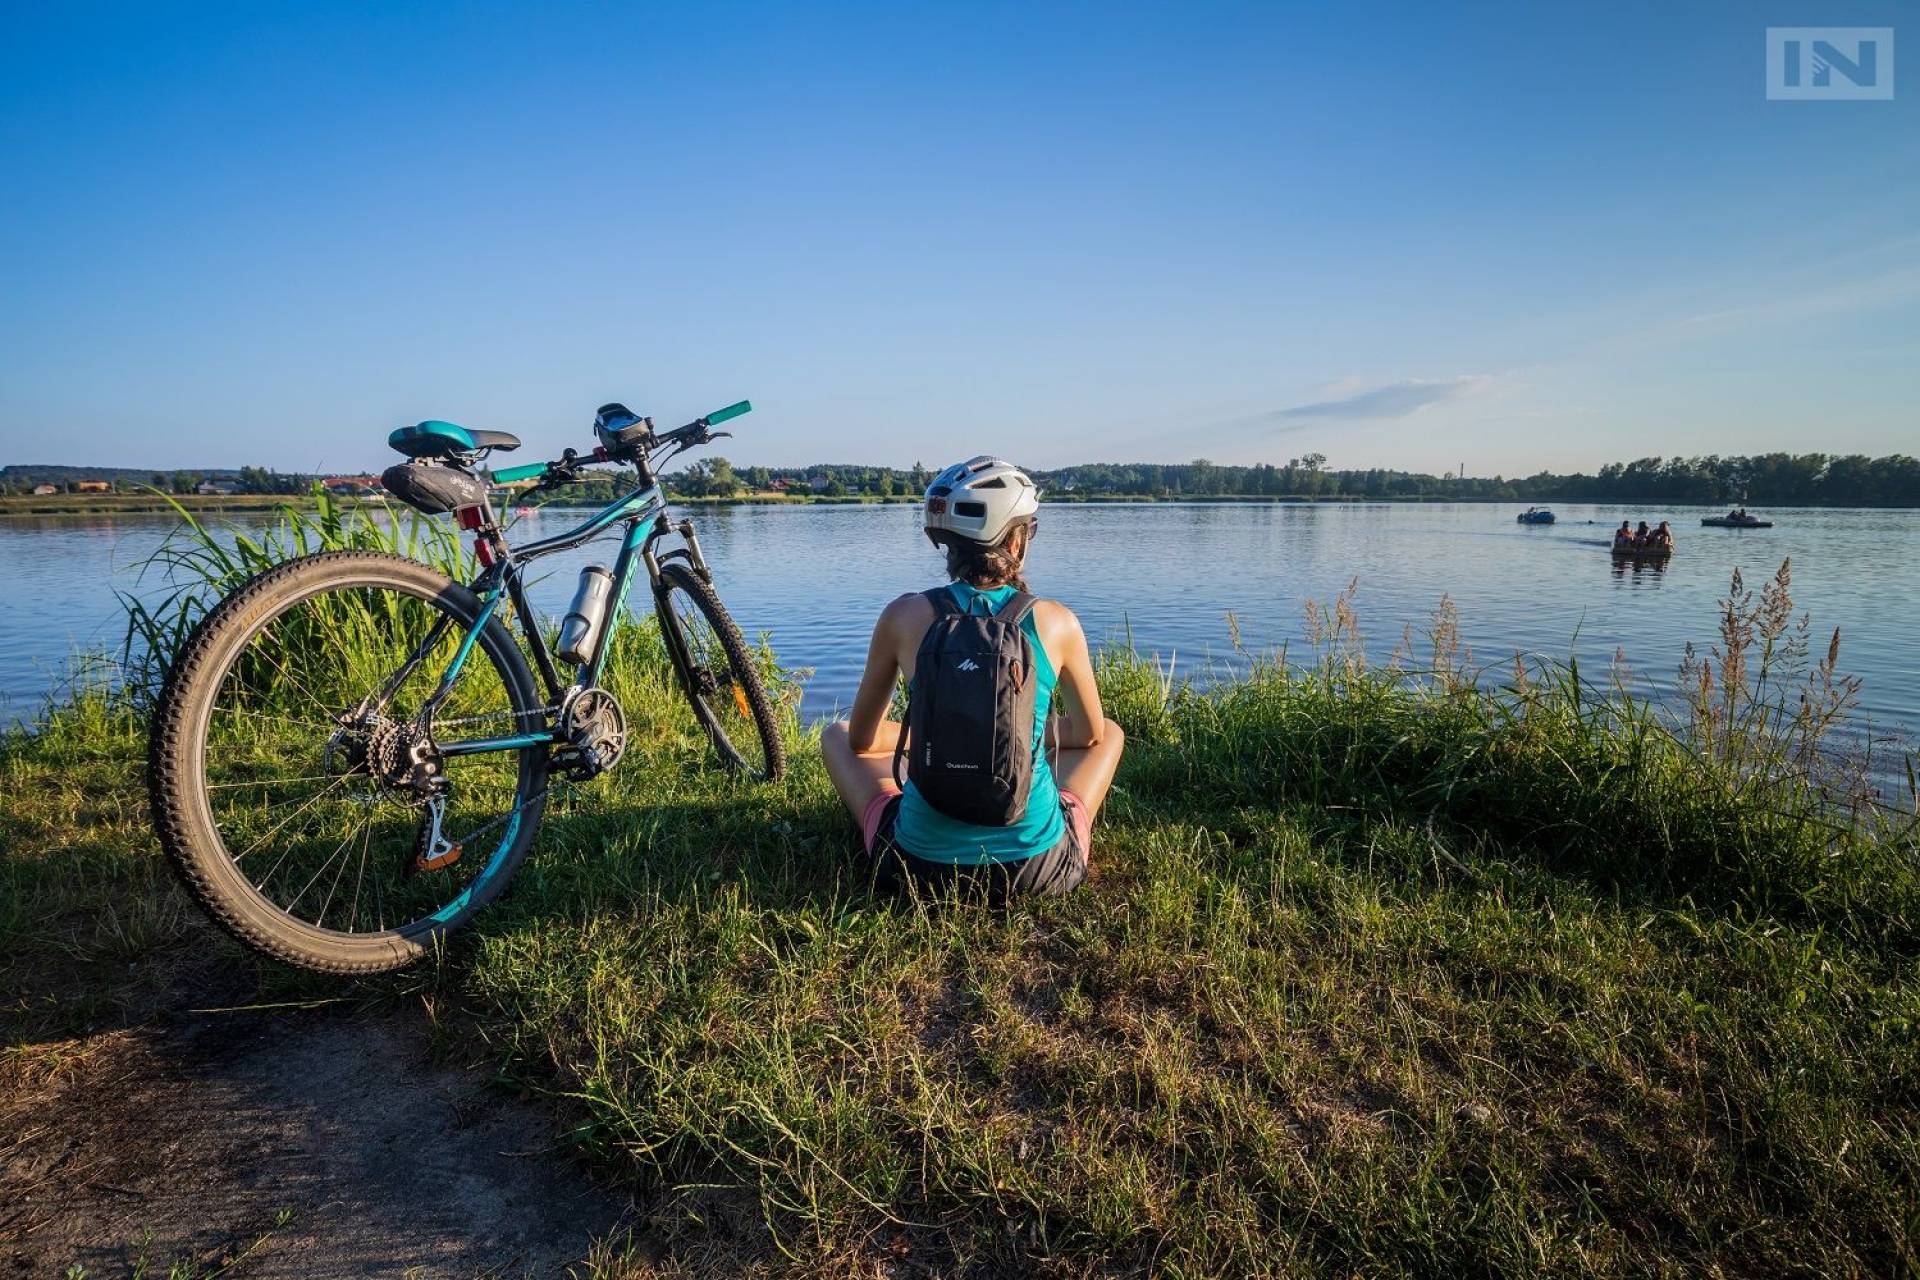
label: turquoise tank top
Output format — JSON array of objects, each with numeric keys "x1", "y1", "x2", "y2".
[{"x1": 893, "y1": 582, "x2": 1065, "y2": 864}]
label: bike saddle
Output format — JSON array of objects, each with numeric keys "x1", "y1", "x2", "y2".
[{"x1": 387, "y1": 420, "x2": 522, "y2": 458}]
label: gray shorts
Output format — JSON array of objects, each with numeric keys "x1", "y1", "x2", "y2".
[{"x1": 865, "y1": 792, "x2": 1090, "y2": 904}]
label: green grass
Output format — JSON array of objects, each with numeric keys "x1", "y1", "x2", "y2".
[{"x1": 3, "y1": 509, "x2": 1918, "y2": 1277}]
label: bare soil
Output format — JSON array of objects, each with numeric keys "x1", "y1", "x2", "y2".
[{"x1": 1, "y1": 1003, "x2": 633, "y2": 1278}]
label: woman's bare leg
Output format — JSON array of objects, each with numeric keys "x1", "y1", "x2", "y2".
[
  {"x1": 1049, "y1": 718, "x2": 1126, "y2": 818},
  {"x1": 821, "y1": 720, "x2": 903, "y2": 824}
]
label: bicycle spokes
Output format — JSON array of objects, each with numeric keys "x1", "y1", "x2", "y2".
[{"x1": 201, "y1": 585, "x2": 534, "y2": 935}]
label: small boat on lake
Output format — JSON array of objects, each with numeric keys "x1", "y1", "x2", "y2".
[
  {"x1": 1516, "y1": 507, "x2": 1556, "y2": 525},
  {"x1": 1610, "y1": 544, "x2": 1673, "y2": 560},
  {"x1": 1701, "y1": 513, "x2": 1772, "y2": 528}
]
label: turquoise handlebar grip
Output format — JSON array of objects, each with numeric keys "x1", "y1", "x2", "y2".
[
  {"x1": 492, "y1": 462, "x2": 547, "y2": 483},
  {"x1": 706, "y1": 400, "x2": 752, "y2": 426}
]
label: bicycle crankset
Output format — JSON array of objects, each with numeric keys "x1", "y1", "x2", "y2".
[{"x1": 553, "y1": 686, "x2": 627, "y2": 781}]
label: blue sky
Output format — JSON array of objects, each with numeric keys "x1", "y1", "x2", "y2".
[{"x1": 2, "y1": 2, "x2": 1915, "y2": 475}]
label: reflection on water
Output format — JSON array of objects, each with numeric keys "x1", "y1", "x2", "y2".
[
  {"x1": 3, "y1": 503, "x2": 1916, "y2": 755},
  {"x1": 1609, "y1": 555, "x2": 1670, "y2": 584}
]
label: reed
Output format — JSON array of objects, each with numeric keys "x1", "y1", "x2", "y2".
[{"x1": 115, "y1": 487, "x2": 468, "y2": 702}]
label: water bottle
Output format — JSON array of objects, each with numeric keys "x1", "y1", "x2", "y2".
[{"x1": 556, "y1": 565, "x2": 614, "y2": 665}]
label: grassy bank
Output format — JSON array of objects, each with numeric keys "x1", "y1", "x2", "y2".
[{"x1": 4, "y1": 510, "x2": 1918, "y2": 1276}]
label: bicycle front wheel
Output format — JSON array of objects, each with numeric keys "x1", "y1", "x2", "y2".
[
  {"x1": 149, "y1": 551, "x2": 550, "y2": 974},
  {"x1": 654, "y1": 561, "x2": 786, "y2": 781}
]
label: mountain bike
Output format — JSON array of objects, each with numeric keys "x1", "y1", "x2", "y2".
[{"x1": 149, "y1": 400, "x2": 787, "y2": 974}]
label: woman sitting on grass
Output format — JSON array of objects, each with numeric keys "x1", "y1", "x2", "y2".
[{"x1": 821, "y1": 457, "x2": 1124, "y2": 901}]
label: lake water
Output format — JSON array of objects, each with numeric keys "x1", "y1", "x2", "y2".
[{"x1": 3, "y1": 503, "x2": 1916, "y2": 760}]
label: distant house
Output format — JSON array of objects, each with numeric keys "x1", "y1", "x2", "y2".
[
  {"x1": 767, "y1": 478, "x2": 792, "y2": 493},
  {"x1": 808, "y1": 474, "x2": 832, "y2": 493},
  {"x1": 322, "y1": 474, "x2": 381, "y2": 495},
  {"x1": 73, "y1": 480, "x2": 111, "y2": 493},
  {"x1": 197, "y1": 480, "x2": 242, "y2": 496},
  {"x1": 30, "y1": 483, "x2": 57, "y2": 496}
]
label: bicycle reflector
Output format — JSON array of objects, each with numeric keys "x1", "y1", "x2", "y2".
[{"x1": 455, "y1": 504, "x2": 488, "y2": 531}]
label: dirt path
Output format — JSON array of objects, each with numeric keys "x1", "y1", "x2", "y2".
[{"x1": 1, "y1": 1003, "x2": 633, "y2": 1277}]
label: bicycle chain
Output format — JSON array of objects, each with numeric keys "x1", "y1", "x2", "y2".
[{"x1": 427, "y1": 705, "x2": 562, "y2": 730}]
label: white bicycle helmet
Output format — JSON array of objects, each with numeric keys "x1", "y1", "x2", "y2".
[{"x1": 923, "y1": 456, "x2": 1040, "y2": 547}]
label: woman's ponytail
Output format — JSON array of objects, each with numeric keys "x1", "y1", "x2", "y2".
[{"x1": 941, "y1": 525, "x2": 1030, "y2": 592}]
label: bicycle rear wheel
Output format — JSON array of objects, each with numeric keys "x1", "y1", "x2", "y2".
[
  {"x1": 149, "y1": 552, "x2": 549, "y2": 974},
  {"x1": 654, "y1": 561, "x2": 786, "y2": 781}
]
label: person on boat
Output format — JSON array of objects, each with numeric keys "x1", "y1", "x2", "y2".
[
  {"x1": 1634, "y1": 520, "x2": 1651, "y2": 548},
  {"x1": 1651, "y1": 520, "x2": 1674, "y2": 550},
  {"x1": 821, "y1": 457, "x2": 1125, "y2": 901},
  {"x1": 1613, "y1": 520, "x2": 1634, "y2": 551}
]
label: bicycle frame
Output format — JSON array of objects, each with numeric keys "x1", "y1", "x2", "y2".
[{"x1": 427, "y1": 473, "x2": 713, "y2": 760}]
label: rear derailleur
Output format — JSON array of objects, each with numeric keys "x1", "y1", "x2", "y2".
[{"x1": 325, "y1": 714, "x2": 460, "y2": 875}]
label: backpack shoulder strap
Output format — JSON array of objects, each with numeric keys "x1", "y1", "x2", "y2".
[
  {"x1": 923, "y1": 585, "x2": 964, "y2": 617},
  {"x1": 995, "y1": 591, "x2": 1039, "y2": 630}
]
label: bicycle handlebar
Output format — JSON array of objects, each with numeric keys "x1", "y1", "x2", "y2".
[{"x1": 490, "y1": 400, "x2": 753, "y2": 489}]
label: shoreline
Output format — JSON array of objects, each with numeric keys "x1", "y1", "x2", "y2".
[{"x1": 11, "y1": 490, "x2": 1918, "y2": 517}]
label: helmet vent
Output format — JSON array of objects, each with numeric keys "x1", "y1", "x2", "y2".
[
  {"x1": 953, "y1": 500, "x2": 988, "y2": 517},
  {"x1": 929, "y1": 485, "x2": 952, "y2": 497},
  {"x1": 973, "y1": 477, "x2": 1007, "y2": 489}
]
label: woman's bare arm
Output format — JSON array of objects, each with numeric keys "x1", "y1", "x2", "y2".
[
  {"x1": 1042, "y1": 604, "x2": 1105, "y2": 749},
  {"x1": 847, "y1": 596, "x2": 914, "y2": 753}
]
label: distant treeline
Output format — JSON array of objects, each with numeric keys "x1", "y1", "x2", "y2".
[
  {"x1": 1031, "y1": 453, "x2": 1920, "y2": 506},
  {"x1": 8, "y1": 451, "x2": 1918, "y2": 507},
  {"x1": 663, "y1": 452, "x2": 1920, "y2": 507}
]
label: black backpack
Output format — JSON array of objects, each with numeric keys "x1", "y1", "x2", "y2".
[{"x1": 894, "y1": 587, "x2": 1040, "y2": 826}]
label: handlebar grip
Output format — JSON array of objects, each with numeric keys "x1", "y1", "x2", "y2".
[
  {"x1": 491, "y1": 462, "x2": 547, "y2": 483},
  {"x1": 706, "y1": 400, "x2": 752, "y2": 427}
]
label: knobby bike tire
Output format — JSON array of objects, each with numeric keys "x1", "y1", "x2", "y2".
[
  {"x1": 148, "y1": 551, "x2": 549, "y2": 974},
  {"x1": 654, "y1": 561, "x2": 787, "y2": 781}
]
